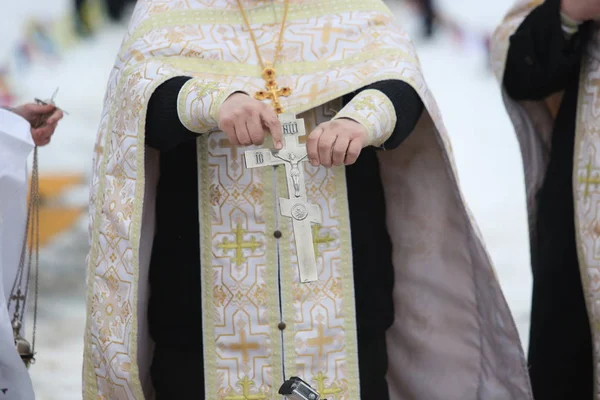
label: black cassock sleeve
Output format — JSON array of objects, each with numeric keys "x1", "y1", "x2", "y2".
[
  {"x1": 503, "y1": 0, "x2": 588, "y2": 100},
  {"x1": 145, "y1": 78, "x2": 423, "y2": 152},
  {"x1": 341, "y1": 79, "x2": 423, "y2": 150}
]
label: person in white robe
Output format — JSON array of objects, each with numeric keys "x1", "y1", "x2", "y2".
[{"x1": 0, "y1": 103, "x2": 62, "y2": 399}]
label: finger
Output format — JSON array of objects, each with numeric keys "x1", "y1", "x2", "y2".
[
  {"x1": 318, "y1": 130, "x2": 337, "y2": 168},
  {"x1": 345, "y1": 139, "x2": 363, "y2": 165},
  {"x1": 46, "y1": 109, "x2": 64, "y2": 125},
  {"x1": 31, "y1": 127, "x2": 48, "y2": 140},
  {"x1": 331, "y1": 134, "x2": 350, "y2": 166},
  {"x1": 247, "y1": 112, "x2": 264, "y2": 146},
  {"x1": 261, "y1": 108, "x2": 283, "y2": 149},
  {"x1": 35, "y1": 137, "x2": 51, "y2": 147},
  {"x1": 31, "y1": 123, "x2": 57, "y2": 140},
  {"x1": 234, "y1": 120, "x2": 252, "y2": 146},
  {"x1": 306, "y1": 126, "x2": 324, "y2": 166},
  {"x1": 25, "y1": 103, "x2": 55, "y2": 115},
  {"x1": 31, "y1": 130, "x2": 51, "y2": 146},
  {"x1": 220, "y1": 117, "x2": 240, "y2": 145}
]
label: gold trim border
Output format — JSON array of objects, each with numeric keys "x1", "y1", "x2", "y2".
[
  {"x1": 83, "y1": 68, "x2": 178, "y2": 398},
  {"x1": 333, "y1": 165, "x2": 361, "y2": 398},
  {"x1": 141, "y1": 48, "x2": 415, "y2": 79},
  {"x1": 197, "y1": 135, "x2": 284, "y2": 397},
  {"x1": 573, "y1": 56, "x2": 599, "y2": 398},
  {"x1": 198, "y1": 135, "x2": 217, "y2": 397},
  {"x1": 123, "y1": 0, "x2": 392, "y2": 54}
]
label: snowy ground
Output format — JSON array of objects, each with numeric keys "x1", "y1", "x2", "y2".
[{"x1": 13, "y1": 1, "x2": 531, "y2": 398}]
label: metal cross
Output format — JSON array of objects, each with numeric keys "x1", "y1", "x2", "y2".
[
  {"x1": 244, "y1": 114, "x2": 320, "y2": 283},
  {"x1": 9, "y1": 290, "x2": 26, "y2": 323},
  {"x1": 33, "y1": 88, "x2": 69, "y2": 127}
]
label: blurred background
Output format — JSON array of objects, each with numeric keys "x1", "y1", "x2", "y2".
[{"x1": 0, "y1": 0, "x2": 530, "y2": 398}]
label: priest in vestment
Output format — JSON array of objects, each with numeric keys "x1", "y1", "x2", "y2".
[
  {"x1": 491, "y1": 1, "x2": 600, "y2": 399},
  {"x1": 0, "y1": 103, "x2": 62, "y2": 399},
  {"x1": 83, "y1": 1, "x2": 532, "y2": 399}
]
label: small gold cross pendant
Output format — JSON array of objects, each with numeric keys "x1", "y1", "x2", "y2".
[{"x1": 254, "y1": 67, "x2": 292, "y2": 114}]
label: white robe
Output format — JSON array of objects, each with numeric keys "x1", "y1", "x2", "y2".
[{"x1": 0, "y1": 108, "x2": 35, "y2": 400}]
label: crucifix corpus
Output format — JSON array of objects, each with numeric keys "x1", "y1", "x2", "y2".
[{"x1": 244, "y1": 114, "x2": 321, "y2": 283}]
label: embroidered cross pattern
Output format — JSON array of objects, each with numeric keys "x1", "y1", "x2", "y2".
[
  {"x1": 352, "y1": 95, "x2": 378, "y2": 112},
  {"x1": 244, "y1": 114, "x2": 321, "y2": 283},
  {"x1": 319, "y1": 21, "x2": 347, "y2": 44},
  {"x1": 312, "y1": 225, "x2": 335, "y2": 257},
  {"x1": 224, "y1": 377, "x2": 268, "y2": 400},
  {"x1": 307, "y1": 324, "x2": 334, "y2": 358},
  {"x1": 314, "y1": 371, "x2": 343, "y2": 397},
  {"x1": 220, "y1": 138, "x2": 240, "y2": 161},
  {"x1": 217, "y1": 223, "x2": 262, "y2": 266},
  {"x1": 224, "y1": 329, "x2": 260, "y2": 365},
  {"x1": 306, "y1": 83, "x2": 330, "y2": 103},
  {"x1": 579, "y1": 160, "x2": 600, "y2": 198}
]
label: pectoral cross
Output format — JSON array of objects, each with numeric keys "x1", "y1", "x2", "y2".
[
  {"x1": 244, "y1": 114, "x2": 320, "y2": 283},
  {"x1": 254, "y1": 67, "x2": 291, "y2": 114}
]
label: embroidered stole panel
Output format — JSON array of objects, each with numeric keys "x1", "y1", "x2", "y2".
[
  {"x1": 573, "y1": 26, "x2": 600, "y2": 394},
  {"x1": 197, "y1": 102, "x2": 360, "y2": 399}
]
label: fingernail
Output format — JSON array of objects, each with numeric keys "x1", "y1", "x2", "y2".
[{"x1": 275, "y1": 141, "x2": 283, "y2": 149}]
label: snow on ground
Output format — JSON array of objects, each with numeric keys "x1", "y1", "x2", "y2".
[{"x1": 15, "y1": 1, "x2": 531, "y2": 398}]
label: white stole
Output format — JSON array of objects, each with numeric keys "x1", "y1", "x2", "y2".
[{"x1": 0, "y1": 108, "x2": 35, "y2": 399}]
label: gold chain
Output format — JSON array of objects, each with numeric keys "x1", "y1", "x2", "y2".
[
  {"x1": 236, "y1": 0, "x2": 289, "y2": 71},
  {"x1": 236, "y1": 0, "x2": 292, "y2": 113}
]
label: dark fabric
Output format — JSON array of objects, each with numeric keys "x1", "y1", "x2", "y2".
[
  {"x1": 146, "y1": 76, "x2": 194, "y2": 152},
  {"x1": 345, "y1": 146, "x2": 395, "y2": 332},
  {"x1": 146, "y1": 79, "x2": 423, "y2": 398},
  {"x1": 356, "y1": 328, "x2": 391, "y2": 398},
  {"x1": 153, "y1": 334, "x2": 390, "y2": 400},
  {"x1": 422, "y1": 0, "x2": 435, "y2": 38},
  {"x1": 341, "y1": 79, "x2": 424, "y2": 150},
  {"x1": 147, "y1": 142, "x2": 203, "y2": 350},
  {"x1": 503, "y1": 0, "x2": 585, "y2": 101},
  {"x1": 504, "y1": 2, "x2": 593, "y2": 399},
  {"x1": 146, "y1": 78, "x2": 423, "y2": 151},
  {"x1": 151, "y1": 347, "x2": 204, "y2": 399}
]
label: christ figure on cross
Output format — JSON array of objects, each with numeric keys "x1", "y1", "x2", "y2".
[{"x1": 244, "y1": 114, "x2": 321, "y2": 283}]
